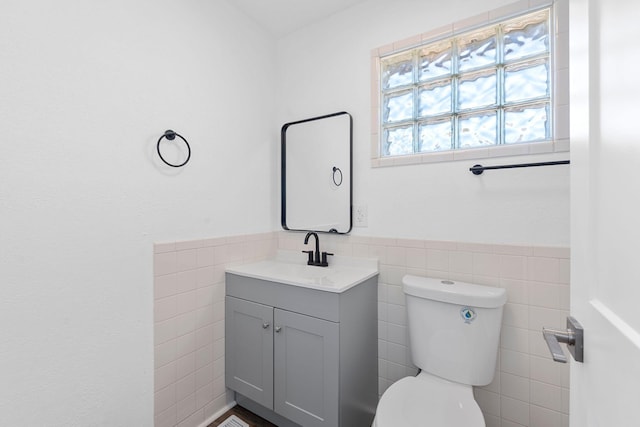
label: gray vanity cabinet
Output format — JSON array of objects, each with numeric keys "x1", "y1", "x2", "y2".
[
  {"x1": 225, "y1": 272, "x2": 378, "y2": 427},
  {"x1": 225, "y1": 296, "x2": 339, "y2": 426}
]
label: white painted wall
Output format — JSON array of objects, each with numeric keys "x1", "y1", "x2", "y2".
[
  {"x1": 0, "y1": 0, "x2": 277, "y2": 425},
  {"x1": 276, "y1": 0, "x2": 570, "y2": 246}
]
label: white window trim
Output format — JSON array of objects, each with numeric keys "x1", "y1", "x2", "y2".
[{"x1": 370, "y1": 0, "x2": 569, "y2": 168}]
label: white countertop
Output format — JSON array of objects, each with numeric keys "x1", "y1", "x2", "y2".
[{"x1": 226, "y1": 250, "x2": 378, "y2": 293}]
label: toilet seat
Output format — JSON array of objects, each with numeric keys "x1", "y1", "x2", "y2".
[{"x1": 373, "y1": 372, "x2": 485, "y2": 427}]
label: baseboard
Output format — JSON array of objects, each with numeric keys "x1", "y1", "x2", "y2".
[
  {"x1": 235, "y1": 394, "x2": 301, "y2": 427},
  {"x1": 198, "y1": 400, "x2": 237, "y2": 427}
]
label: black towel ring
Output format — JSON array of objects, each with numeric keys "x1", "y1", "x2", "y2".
[
  {"x1": 157, "y1": 129, "x2": 191, "y2": 167},
  {"x1": 332, "y1": 166, "x2": 343, "y2": 186}
]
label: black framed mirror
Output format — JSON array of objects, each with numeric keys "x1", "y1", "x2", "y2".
[{"x1": 281, "y1": 111, "x2": 352, "y2": 234}]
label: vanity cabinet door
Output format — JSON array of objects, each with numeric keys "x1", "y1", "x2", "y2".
[
  {"x1": 273, "y1": 308, "x2": 339, "y2": 427},
  {"x1": 225, "y1": 296, "x2": 274, "y2": 410}
]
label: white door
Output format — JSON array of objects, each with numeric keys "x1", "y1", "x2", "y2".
[{"x1": 570, "y1": 0, "x2": 640, "y2": 425}]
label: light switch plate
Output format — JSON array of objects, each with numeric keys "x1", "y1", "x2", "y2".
[{"x1": 354, "y1": 205, "x2": 368, "y2": 227}]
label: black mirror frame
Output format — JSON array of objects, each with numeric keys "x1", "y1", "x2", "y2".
[{"x1": 281, "y1": 111, "x2": 353, "y2": 234}]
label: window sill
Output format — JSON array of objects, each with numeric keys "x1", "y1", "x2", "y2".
[{"x1": 370, "y1": 139, "x2": 569, "y2": 168}]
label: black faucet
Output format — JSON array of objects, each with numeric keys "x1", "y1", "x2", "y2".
[{"x1": 302, "y1": 232, "x2": 333, "y2": 267}]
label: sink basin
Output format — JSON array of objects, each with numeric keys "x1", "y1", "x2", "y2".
[{"x1": 225, "y1": 250, "x2": 378, "y2": 293}]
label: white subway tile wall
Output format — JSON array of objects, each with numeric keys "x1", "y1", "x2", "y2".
[
  {"x1": 153, "y1": 233, "x2": 278, "y2": 427},
  {"x1": 154, "y1": 231, "x2": 569, "y2": 427}
]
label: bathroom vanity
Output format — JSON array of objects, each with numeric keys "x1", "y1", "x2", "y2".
[{"x1": 225, "y1": 252, "x2": 378, "y2": 427}]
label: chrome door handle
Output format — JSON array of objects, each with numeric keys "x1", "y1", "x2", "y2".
[
  {"x1": 543, "y1": 328, "x2": 570, "y2": 362},
  {"x1": 275, "y1": 326, "x2": 282, "y2": 333},
  {"x1": 262, "y1": 322, "x2": 270, "y2": 329},
  {"x1": 542, "y1": 316, "x2": 584, "y2": 363}
]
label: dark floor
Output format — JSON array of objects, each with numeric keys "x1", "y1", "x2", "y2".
[{"x1": 208, "y1": 405, "x2": 278, "y2": 427}]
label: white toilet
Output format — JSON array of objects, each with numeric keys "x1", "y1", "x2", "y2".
[{"x1": 373, "y1": 275, "x2": 507, "y2": 426}]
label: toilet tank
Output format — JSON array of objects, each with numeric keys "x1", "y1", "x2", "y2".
[{"x1": 403, "y1": 275, "x2": 507, "y2": 386}]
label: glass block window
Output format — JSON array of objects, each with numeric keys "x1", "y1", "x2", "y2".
[{"x1": 379, "y1": 8, "x2": 552, "y2": 157}]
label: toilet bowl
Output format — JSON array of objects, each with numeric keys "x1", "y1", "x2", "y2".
[
  {"x1": 373, "y1": 275, "x2": 506, "y2": 427},
  {"x1": 372, "y1": 372, "x2": 484, "y2": 426}
]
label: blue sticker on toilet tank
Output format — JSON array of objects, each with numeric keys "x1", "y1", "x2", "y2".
[{"x1": 460, "y1": 307, "x2": 476, "y2": 324}]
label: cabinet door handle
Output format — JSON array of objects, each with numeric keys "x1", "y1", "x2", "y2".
[
  {"x1": 262, "y1": 322, "x2": 270, "y2": 329},
  {"x1": 275, "y1": 326, "x2": 282, "y2": 333}
]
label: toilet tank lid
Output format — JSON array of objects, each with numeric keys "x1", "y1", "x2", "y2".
[{"x1": 402, "y1": 275, "x2": 507, "y2": 308}]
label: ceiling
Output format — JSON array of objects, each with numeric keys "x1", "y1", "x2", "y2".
[{"x1": 232, "y1": 0, "x2": 370, "y2": 37}]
